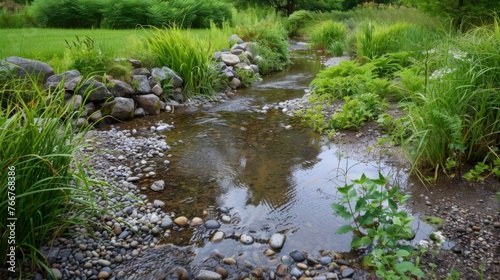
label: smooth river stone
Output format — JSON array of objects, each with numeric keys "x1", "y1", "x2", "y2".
[
  {"x1": 196, "y1": 270, "x2": 222, "y2": 280},
  {"x1": 160, "y1": 217, "x2": 173, "y2": 228},
  {"x1": 204, "y1": 220, "x2": 221, "y2": 229},
  {"x1": 174, "y1": 216, "x2": 188, "y2": 226},
  {"x1": 268, "y1": 233, "x2": 286, "y2": 250},
  {"x1": 290, "y1": 250, "x2": 305, "y2": 262},
  {"x1": 239, "y1": 233, "x2": 254, "y2": 245},
  {"x1": 211, "y1": 231, "x2": 225, "y2": 243},
  {"x1": 190, "y1": 217, "x2": 204, "y2": 227}
]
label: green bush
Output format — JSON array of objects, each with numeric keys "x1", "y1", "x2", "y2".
[
  {"x1": 286, "y1": 10, "x2": 314, "y2": 36},
  {"x1": 355, "y1": 22, "x2": 439, "y2": 62},
  {"x1": 31, "y1": 0, "x2": 233, "y2": 29},
  {"x1": 31, "y1": 0, "x2": 105, "y2": 28},
  {"x1": 0, "y1": 76, "x2": 106, "y2": 276},
  {"x1": 0, "y1": 7, "x2": 35, "y2": 28}
]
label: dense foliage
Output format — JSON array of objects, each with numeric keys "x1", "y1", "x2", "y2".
[
  {"x1": 30, "y1": 0, "x2": 232, "y2": 28},
  {"x1": 402, "y1": 0, "x2": 500, "y2": 31},
  {"x1": 302, "y1": 6, "x2": 500, "y2": 180}
]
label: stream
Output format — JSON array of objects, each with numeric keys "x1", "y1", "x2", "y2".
[{"x1": 111, "y1": 42, "x2": 437, "y2": 277}]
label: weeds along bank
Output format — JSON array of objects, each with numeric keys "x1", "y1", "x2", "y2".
[{"x1": 294, "y1": 7, "x2": 500, "y2": 183}]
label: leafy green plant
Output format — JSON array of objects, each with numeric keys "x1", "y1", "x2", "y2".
[
  {"x1": 328, "y1": 93, "x2": 383, "y2": 131},
  {"x1": 65, "y1": 35, "x2": 111, "y2": 76},
  {"x1": 31, "y1": 0, "x2": 105, "y2": 28},
  {"x1": 332, "y1": 173, "x2": 424, "y2": 279}
]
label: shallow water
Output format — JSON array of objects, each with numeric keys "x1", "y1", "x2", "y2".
[{"x1": 113, "y1": 45, "x2": 426, "y2": 272}]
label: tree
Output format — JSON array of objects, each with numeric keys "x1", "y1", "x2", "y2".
[{"x1": 402, "y1": 0, "x2": 500, "y2": 30}]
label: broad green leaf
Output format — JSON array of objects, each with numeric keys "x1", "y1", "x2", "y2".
[
  {"x1": 351, "y1": 236, "x2": 372, "y2": 248},
  {"x1": 394, "y1": 261, "x2": 414, "y2": 273},
  {"x1": 395, "y1": 249, "x2": 410, "y2": 257},
  {"x1": 336, "y1": 224, "x2": 354, "y2": 234},
  {"x1": 411, "y1": 266, "x2": 425, "y2": 277}
]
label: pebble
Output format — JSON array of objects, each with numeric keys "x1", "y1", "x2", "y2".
[
  {"x1": 341, "y1": 268, "x2": 355, "y2": 278},
  {"x1": 191, "y1": 217, "x2": 204, "y2": 227},
  {"x1": 174, "y1": 216, "x2": 188, "y2": 226},
  {"x1": 98, "y1": 259, "x2": 111, "y2": 267},
  {"x1": 161, "y1": 217, "x2": 173, "y2": 228},
  {"x1": 51, "y1": 268, "x2": 63, "y2": 279},
  {"x1": 269, "y1": 233, "x2": 286, "y2": 250},
  {"x1": 290, "y1": 267, "x2": 303, "y2": 277},
  {"x1": 276, "y1": 264, "x2": 288, "y2": 276},
  {"x1": 153, "y1": 200, "x2": 165, "y2": 208},
  {"x1": 290, "y1": 250, "x2": 305, "y2": 262},
  {"x1": 222, "y1": 257, "x2": 237, "y2": 265},
  {"x1": 211, "y1": 231, "x2": 225, "y2": 243},
  {"x1": 239, "y1": 233, "x2": 255, "y2": 245},
  {"x1": 150, "y1": 180, "x2": 165, "y2": 191},
  {"x1": 196, "y1": 270, "x2": 222, "y2": 280},
  {"x1": 215, "y1": 266, "x2": 228, "y2": 278},
  {"x1": 204, "y1": 219, "x2": 221, "y2": 229},
  {"x1": 97, "y1": 270, "x2": 110, "y2": 279}
]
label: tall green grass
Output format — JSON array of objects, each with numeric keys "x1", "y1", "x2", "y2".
[
  {"x1": 355, "y1": 22, "x2": 441, "y2": 61},
  {"x1": 403, "y1": 20, "x2": 500, "y2": 173},
  {"x1": 0, "y1": 76, "x2": 108, "y2": 276},
  {"x1": 147, "y1": 26, "x2": 222, "y2": 98},
  {"x1": 309, "y1": 21, "x2": 347, "y2": 55}
]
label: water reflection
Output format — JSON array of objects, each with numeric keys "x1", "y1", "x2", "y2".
[{"x1": 110, "y1": 47, "x2": 431, "y2": 273}]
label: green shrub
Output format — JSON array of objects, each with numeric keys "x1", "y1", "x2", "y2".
[
  {"x1": 0, "y1": 7, "x2": 35, "y2": 28},
  {"x1": 310, "y1": 21, "x2": 347, "y2": 53},
  {"x1": 31, "y1": 0, "x2": 105, "y2": 28},
  {"x1": 286, "y1": 10, "x2": 314, "y2": 36},
  {"x1": 310, "y1": 60, "x2": 376, "y2": 99},
  {"x1": 0, "y1": 76, "x2": 107, "y2": 276}
]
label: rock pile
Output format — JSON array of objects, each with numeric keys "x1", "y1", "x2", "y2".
[{"x1": 0, "y1": 35, "x2": 262, "y2": 125}]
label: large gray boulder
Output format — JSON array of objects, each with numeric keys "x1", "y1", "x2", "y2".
[
  {"x1": 4, "y1": 56, "x2": 55, "y2": 83},
  {"x1": 101, "y1": 97, "x2": 135, "y2": 121},
  {"x1": 221, "y1": 53, "x2": 240, "y2": 66},
  {"x1": 135, "y1": 94, "x2": 161, "y2": 115},
  {"x1": 132, "y1": 75, "x2": 151, "y2": 95},
  {"x1": 110, "y1": 79, "x2": 135, "y2": 98},
  {"x1": 77, "y1": 78, "x2": 113, "y2": 102},
  {"x1": 151, "y1": 67, "x2": 183, "y2": 88},
  {"x1": 44, "y1": 70, "x2": 81, "y2": 91}
]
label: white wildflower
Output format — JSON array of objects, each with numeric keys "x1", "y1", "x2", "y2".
[
  {"x1": 430, "y1": 231, "x2": 446, "y2": 245},
  {"x1": 418, "y1": 239, "x2": 431, "y2": 249}
]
